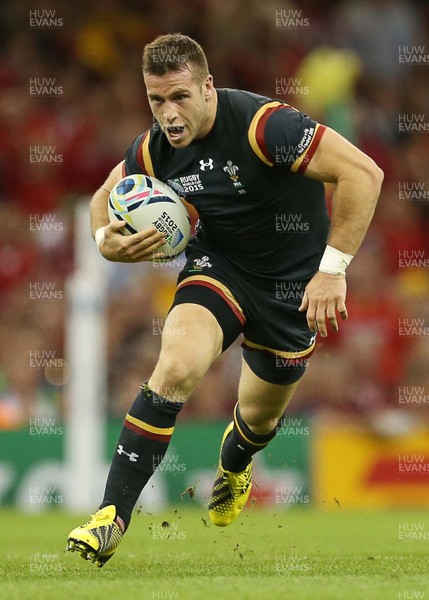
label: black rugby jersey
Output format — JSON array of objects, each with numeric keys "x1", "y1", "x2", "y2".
[{"x1": 124, "y1": 88, "x2": 330, "y2": 281}]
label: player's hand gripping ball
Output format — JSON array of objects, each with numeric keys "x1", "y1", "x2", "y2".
[{"x1": 108, "y1": 174, "x2": 191, "y2": 262}]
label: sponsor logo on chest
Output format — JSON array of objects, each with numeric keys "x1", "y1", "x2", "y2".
[{"x1": 170, "y1": 158, "x2": 247, "y2": 196}]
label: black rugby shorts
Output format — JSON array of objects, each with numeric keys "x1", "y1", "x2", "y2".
[{"x1": 170, "y1": 242, "x2": 317, "y2": 385}]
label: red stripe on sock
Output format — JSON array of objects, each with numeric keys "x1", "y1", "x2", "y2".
[{"x1": 124, "y1": 419, "x2": 172, "y2": 442}]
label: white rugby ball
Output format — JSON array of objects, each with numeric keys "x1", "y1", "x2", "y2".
[{"x1": 108, "y1": 174, "x2": 191, "y2": 261}]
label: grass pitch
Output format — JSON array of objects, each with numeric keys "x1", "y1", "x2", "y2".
[{"x1": 1, "y1": 506, "x2": 429, "y2": 600}]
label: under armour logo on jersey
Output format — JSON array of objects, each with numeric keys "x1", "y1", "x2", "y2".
[{"x1": 199, "y1": 158, "x2": 214, "y2": 171}]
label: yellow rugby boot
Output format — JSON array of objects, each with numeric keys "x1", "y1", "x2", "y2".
[
  {"x1": 208, "y1": 422, "x2": 253, "y2": 527},
  {"x1": 66, "y1": 505, "x2": 123, "y2": 567}
]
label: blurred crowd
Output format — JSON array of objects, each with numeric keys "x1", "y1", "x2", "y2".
[{"x1": 0, "y1": 0, "x2": 428, "y2": 429}]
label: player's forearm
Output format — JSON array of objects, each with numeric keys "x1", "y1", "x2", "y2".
[
  {"x1": 327, "y1": 162, "x2": 383, "y2": 255},
  {"x1": 304, "y1": 128, "x2": 383, "y2": 256},
  {"x1": 90, "y1": 187, "x2": 110, "y2": 238},
  {"x1": 90, "y1": 161, "x2": 125, "y2": 238}
]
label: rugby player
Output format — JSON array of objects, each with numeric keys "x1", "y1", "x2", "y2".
[{"x1": 66, "y1": 34, "x2": 383, "y2": 566}]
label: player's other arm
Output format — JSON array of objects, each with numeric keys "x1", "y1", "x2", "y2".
[
  {"x1": 304, "y1": 127, "x2": 383, "y2": 254},
  {"x1": 299, "y1": 127, "x2": 384, "y2": 336},
  {"x1": 90, "y1": 161, "x2": 166, "y2": 262}
]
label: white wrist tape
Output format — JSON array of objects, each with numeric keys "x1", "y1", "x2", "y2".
[
  {"x1": 319, "y1": 245, "x2": 354, "y2": 276},
  {"x1": 94, "y1": 226, "x2": 106, "y2": 251}
]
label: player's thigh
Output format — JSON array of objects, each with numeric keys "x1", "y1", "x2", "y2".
[
  {"x1": 238, "y1": 358, "x2": 300, "y2": 431},
  {"x1": 149, "y1": 303, "x2": 223, "y2": 399}
]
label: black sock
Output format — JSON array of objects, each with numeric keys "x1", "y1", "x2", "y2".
[
  {"x1": 100, "y1": 384, "x2": 183, "y2": 530},
  {"x1": 221, "y1": 402, "x2": 278, "y2": 472}
]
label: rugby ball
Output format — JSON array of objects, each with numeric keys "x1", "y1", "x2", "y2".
[{"x1": 108, "y1": 174, "x2": 191, "y2": 261}]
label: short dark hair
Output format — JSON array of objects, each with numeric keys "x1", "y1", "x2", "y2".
[{"x1": 143, "y1": 33, "x2": 209, "y2": 83}]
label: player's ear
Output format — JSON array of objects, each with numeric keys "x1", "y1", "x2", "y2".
[{"x1": 203, "y1": 75, "x2": 214, "y2": 100}]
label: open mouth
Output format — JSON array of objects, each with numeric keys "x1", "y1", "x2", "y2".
[{"x1": 166, "y1": 125, "x2": 185, "y2": 140}]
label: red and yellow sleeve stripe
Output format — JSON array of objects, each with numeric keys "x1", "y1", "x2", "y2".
[
  {"x1": 248, "y1": 102, "x2": 296, "y2": 166},
  {"x1": 248, "y1": 101, "x2": 327, "y2": 173},
  {"x1": 138, "y1": 130, "x2": 155, "y2": 176},
  {"x1": 122, "y1": 130, "x2": 155, "y2": 177},
  {"x1": 290, "y1": 123, "x2": 326, "y2": 175}
]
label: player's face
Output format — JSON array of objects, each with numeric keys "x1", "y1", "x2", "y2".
[{"x1": 144, "y1": 67, "x2": 216, "y2": 148}]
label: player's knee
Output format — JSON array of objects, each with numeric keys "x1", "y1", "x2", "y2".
[
  {"x1": 149, "y1": 356, "x2": 203, "y2": 402},
  {"x1": 240, "y1": 406, "x2": 279, "y2": 434}
]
